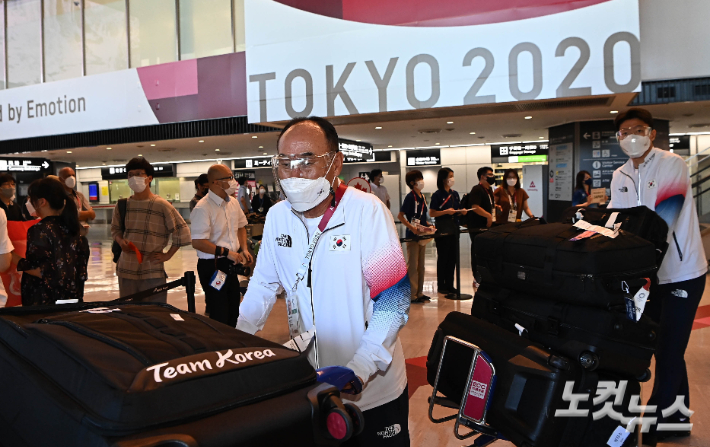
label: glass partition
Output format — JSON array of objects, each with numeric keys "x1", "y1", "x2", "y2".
[
  {"x1": 85, "y1": 0, "x2": 127, "y2": 75},
  {"x1": 179, "y1": 0, "x2": 232, "y2": 60},
  {"x1": 7, "y1": 0, "x2": 41, "y2": 87},
  {"x1": 44, "y1": 0, "x2": 83, "y2": 82},
  {"x1": 129, "y1": 0, "x2": 177, "y2": 67},
  {"x1": 108, "y1": 179, "x2": 131, "y2": 203}
]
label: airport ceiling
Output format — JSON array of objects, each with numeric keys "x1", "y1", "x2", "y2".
[{"x1": 31, "y1": 94, "x2": 710, "y2": 168}]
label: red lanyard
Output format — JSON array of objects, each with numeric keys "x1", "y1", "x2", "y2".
[
  {"x1": 441, "y1": 193, "x2": 452, "y2": 208},
  {"x1": 318, "y1": 181, "x2": 348, "y2": 232}
]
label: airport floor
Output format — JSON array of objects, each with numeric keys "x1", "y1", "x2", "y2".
[{"x1": 36, "y1": 225, "x2": 710, "y2": 446}]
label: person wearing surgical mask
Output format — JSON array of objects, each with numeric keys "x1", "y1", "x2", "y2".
[
  {"x1": 463, "y1": 166, "x2": 498, "y2": 290},
  {"x1": 238, "y1": 117, "x2": 412, "y2": 446},
  {"x1": 191, "y1": 164, "x2": 253, "y2": 326},
  {"x1": 572, "y1": 170, "x2": 596, "y2": 208},
  {"x1": 494, "y1": 169, "x2": 534, "y2": 223},
  {"x1": 251, "y1": 184, "x2": 272, "y2": 216},
  {"x1": 608, "y1": 108, "x2": 707, "y2": 446},
  {"x1": 429, "y1": 168, "x2": 468, "y2": 295},
  {"x1": 398, "y1": 169, "x2": 433, "y2": 304},
  {"x1": 58, "y1": 167, "x2": 95, "y2": 236},
  {"x1": 0, "y1": 173, "x2": 25, "y2": 221},
  {"x1": 111, "y1": 157, "x2": 191, "y2": 303}
]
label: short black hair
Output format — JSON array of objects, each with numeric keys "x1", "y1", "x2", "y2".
[
  {"x1": 477, "y1": 166, "x2": 493, "y2": 181},
  {"x1": 125, "y1": 157, "x2": 154, "y2": 177},
  {"x1": 234, "y1": 173, "x2": 247, "y2": 183},
  {"x1": 405, "y1": 170, "x2": 424, "y2": 189},
  {"x1": 614, "y1": 108, "x2": 654, "y2": 131},
  {"x1": 194, "y1": 174, "x2": 209, "y2": 188},
  {"x1": 369, "y1": 169, "x2": 383, "y2": 182},
  {"x1": 575, "y1": 170, "x2": 591, "y2": 191},
  {"x1": 437, "y1": 167, "x2": 453, "y2": 190},
  {"x1": 277, "y1": 116, "x2": 340, "y2": 153},
  {"x1": 0, "y1": 173, "x2": 15, "y2": 186}
]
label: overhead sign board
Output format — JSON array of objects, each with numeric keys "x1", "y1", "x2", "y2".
[
  {"x1": 235, "y1": 157, "x2": 273, "y2": 169},
  {"x1": 102, "y1": 164, "x2": 174, "y2": 180},
  {"x1": 0, "y1": 158, "x2": 51, "y2": 173},
  {"x1": 491, "y1": 143, "x2": 548, "y2": 163},
  {"x1": 339, "y1": 139, "x2": 374, "y2": 163},
  {"x1": 245, "y1": 0, "x2": 641, "y2": 122},
  {"x1": 406, "y1": 149, "x2": 441, "y2": 167}
]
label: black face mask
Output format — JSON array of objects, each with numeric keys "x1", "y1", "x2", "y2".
[{"x1": 485, "y1": 175, "x2": 497, "y2": 186}]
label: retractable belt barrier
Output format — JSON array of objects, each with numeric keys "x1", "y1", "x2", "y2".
[
  {"x1": 113, "y1": 271, "x2": 197, "y2": 313},
  {"x1": 399, "y1": 227, "x2": 488, "y2": 301}
]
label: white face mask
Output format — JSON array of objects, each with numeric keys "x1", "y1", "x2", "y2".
[
  {"x1": 414, "y1": 181, "x2": 425, "y2": 191},
  {"x1": 619, "y1": 135, "x2": 651, "y2": 159},
  {"x1": 224, "y1": 179, "x2": 239, "y2": 196},
  {"x1": 128, "y1": 176, "x2": 147, "y2": 193},
  {"x1": 507, "y1": 178, "x2": 517, "y2": 186},
  {"x1": 259, "y1": 188, "x2": 266, "y2": 195},
  {"x1": 447, "y1": 178, "x2": 455, "y2": 188},
  {"x1": 25, "y1": 200, "x2": 36, "y2": 216},
  {"x1": 64, "y1": 176, "x2": 76, "y2": 189},
  {"x1": 279, "y1": 156, "x2": 336, "y2": 212}
]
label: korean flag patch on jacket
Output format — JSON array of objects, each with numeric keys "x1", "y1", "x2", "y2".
[{"x1": 330, "y1": 235, "x2": 350, "y2": 251}]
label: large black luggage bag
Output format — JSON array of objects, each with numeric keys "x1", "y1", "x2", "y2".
[
  {"x1": 474, "y1": 220, "x2": 658, "y2": 307},
  {"x1": 471, "y1": 283, "x2": 658, "y2": 378},
  {"x1": 561, "y1": 205, "x2": 669, "y2": 266},
  {"x1": 0, "y1": 302, "x2": 357, "y2": 447},
  {"x1": 426, "y1": 312, "x2": 639, "y2": 447}
]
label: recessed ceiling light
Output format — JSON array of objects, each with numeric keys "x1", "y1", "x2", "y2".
[
  {"x1": 469, "y1": 132, "x2": 476, "y2": 135},
  {"x1": 525, "y1": 116, "x2": 533, "y2": 120},
  {"x1": 67, "y1": 151, "x2": 72, "y2": 154},
  {"x1": 106, "y1": 147, "x2": 112, "y2": 150},
  {"x1": 539, "y1": 137, "x2": 545, "y2": 139},
  {"x1": 435, "y1": 143, "x2": 440, "y2": 145},
  {"x1": 215, "y1": 148, "x2": 220, "y2": 152},
  {"x1": 199, "y1": 140, "x2": 204, "y2": 143},
  {"x1": 375, "y1": 126, "x2": 382, "y2": 130},
  {"x1": 138, "y1": 154, "x2": 142, "y2": 156},
  {"x1": 388, "y1": 145, "x2": 393, "y2": 148},
  {"x1": 447, "y1": 121, "x2": 454, "y2": 124},
  {"x1": 41, "y1": 150, "x2": 47, "y2": 152},
  {"x1": 610, "y1": 110, "x2": 619, "y2": 114},
  {"x1": 252, "y1": 136, "x2": 258, "y2": 139},
  {"x1": 356, "y1": 140, "x2": 361, "y2": 142},
  {"x1": 259, "y1": 146, "x2": 263, "y2": 149},
  {"x1": 102, "y1": 163, "x2": 106, "y2": 166},
  {"x1": 150, "y1": 144, "x2": 156, "y2": 146},
  {"x1": 263, "y1": 152, "x2": 268, "y2": 155}
]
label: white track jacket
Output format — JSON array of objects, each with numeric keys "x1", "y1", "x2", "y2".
[
  {"x1": 237, "y1": 186, "x2": 411, "y2": 411},
  {"x1": 608, "y1": 147, "x2": 707, "y2": 284}
]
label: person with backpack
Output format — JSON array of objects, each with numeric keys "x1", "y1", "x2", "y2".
[{"x1": 13, "y1": 177, "x2": 89, "y2": 306}]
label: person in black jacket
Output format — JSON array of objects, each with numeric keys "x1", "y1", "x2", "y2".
[
  {"x1": 13, "y1": 177, "x2": 89, "y2": 306},
  {"x1": 0, "y1": 174, "x2": 26, "y2": 221},
  {"x1": 251, "y1": 184, "x2": 273, "y2": 215}
]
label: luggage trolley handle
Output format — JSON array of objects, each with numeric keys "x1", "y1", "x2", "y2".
[{"x1": 428, "y1": 336, "x2": 501, "y2": 442}]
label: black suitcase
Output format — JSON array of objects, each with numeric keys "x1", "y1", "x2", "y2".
[
  {"x1": 427, "y1": 312, "x2": 639, "y2": 447},
  {"x1": 561, "y1": 205, "x2": 669, "y2": 267},
  {"x1": 474, "y1": 220, "x2": 658, "y2": 307},
  {"x1": 0, "y1": 301, "x2": 360, "y2": 447},
  {"x1": 471, "y1": 283, "x2": 658, "y2": 378}
]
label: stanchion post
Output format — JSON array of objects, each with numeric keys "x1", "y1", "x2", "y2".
[
  {"x1": 446, "y1": 227, "x2": 473, "y2": 301},
  {"x1": 184, "y1": 271, "x2": 196, "y2": 313}
]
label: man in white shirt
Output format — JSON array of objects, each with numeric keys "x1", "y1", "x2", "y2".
[
  {"x1": 369, "y1": 169, "x2": 391, "y2": 209},
  {"x1": 608, "y1": 108, "x2": 707, "y2": 445},
  {"x1": 237, "y1": 117, "x2": 411, "y2": 446},
  {"x1": 191, "y1": 164, "x2": 253, "y2": 327}
]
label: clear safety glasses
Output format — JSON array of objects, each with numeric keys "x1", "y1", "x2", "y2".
[
  {"x1": 616, "y1": 126, "x2": 652, "y2": 141},
  {"x1": 272, "y1": 153, "x2": 334, "y2": 178}
]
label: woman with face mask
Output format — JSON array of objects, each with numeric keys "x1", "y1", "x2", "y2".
[
  {"x1": 572, "y1": 170, "x2": 598, "y2": 208},
  {"x1": 493, "y1": 169, "x2": 535, "y2": 223},
  {"x1": 12, "y1": 177, "x2": 89, "y2": 306},
  {"x1": 397, "y1": 170, "x2": 433, "y2": 304},
  {"x1": 250, "y1": 184, "x2": 273, "y2": 216},
  {"x1": 429, "y1": 168, "x2": 468, "y2": 295}
]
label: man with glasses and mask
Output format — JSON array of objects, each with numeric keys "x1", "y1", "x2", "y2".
[
  {"x1": 191, "y1": 164, "x2": 253, "y2": 326},
  {"x1": 58, "y1": 167, "x2": 95, "y2": 236},
  {"x1": 237, "y1": 117, "x2": 411, "y2": 446},
  {"x1": 111, "y1": 157, "x2": 191, "y2": 302},
  {"x1": 608, "y1": 108, "x2": 706, "y2": 446}
]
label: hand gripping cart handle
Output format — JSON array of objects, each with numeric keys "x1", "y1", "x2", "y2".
[{"x1": 428, "y1": 336, "x2": 504, "y2": 447}]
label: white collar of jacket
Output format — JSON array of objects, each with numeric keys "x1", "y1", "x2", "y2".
[{"x1": 619, "y1": 147, "x2": 660, "y2": 176}]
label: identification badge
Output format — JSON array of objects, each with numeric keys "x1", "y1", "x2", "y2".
[
  {"x1": 258, "y1": 207, "x2": 264, "y2": 213},
  {"x1": 330, "y1": 235, "x2": 350, "y2": 251},
  {"x1": 411, "y1": 218, "x2": 420, "y2": 226},
  {"x1": 508, "y1": 209, "x2": 517, "y2": 223},
  {"x1": 283, "y1": 327, "x2": 316, "y2": 353},
  {"x1": 210, "y1": 270, "x2": 227, "y2": 291}
]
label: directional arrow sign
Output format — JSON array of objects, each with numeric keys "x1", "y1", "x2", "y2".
[
  {"x1": 42, "y1": 161, "x2": 49, "y2": 169},
  {"x1": 583, "y1": 133, "x2": 591, "y2": 139}
]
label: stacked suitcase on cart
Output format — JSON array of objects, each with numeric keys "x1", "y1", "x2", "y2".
[{"x1": 426, "y1": 206, "x2": 669, "y2": 447}]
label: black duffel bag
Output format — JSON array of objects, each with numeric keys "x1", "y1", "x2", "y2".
[
  {"x1": 560, "y1": 205, "x2": 669, "y2": 268},
  {"x1": 472, "y1": 283, "x2": 658, "y2": 379},
  {"x1": 475, "y1": 219, "x2": 658, "y2": 307},
  {"x1": 0, "y1": 302, "x2": 360, "y2": 447}
]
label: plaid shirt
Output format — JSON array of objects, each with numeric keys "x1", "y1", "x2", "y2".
[{"x1": 111, "y1": 195, "x2": 191, "y2": 280}]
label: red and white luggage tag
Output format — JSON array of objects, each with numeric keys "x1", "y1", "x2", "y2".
[{"x1": 460, "y1": 350, "x2": 496, "y2": 425}]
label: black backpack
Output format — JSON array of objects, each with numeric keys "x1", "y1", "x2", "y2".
[{"x1": 111, "y1": 198, "x2": 128, "y2": 263}]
